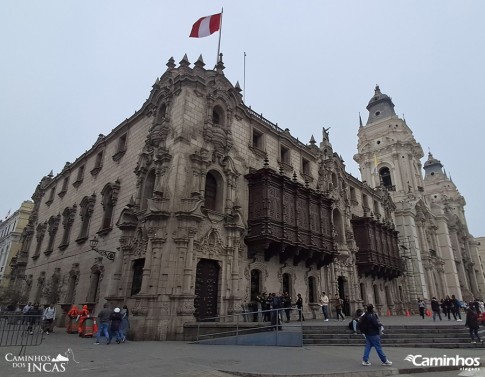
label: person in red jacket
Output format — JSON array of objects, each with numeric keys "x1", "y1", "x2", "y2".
[{"x1": 77, "y1": 305, "x2": 90, "y2": 334}]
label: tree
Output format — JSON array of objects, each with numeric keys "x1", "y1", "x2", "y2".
[{"x1": 0, "y1": 285, "x2": 28, "y2": 309}]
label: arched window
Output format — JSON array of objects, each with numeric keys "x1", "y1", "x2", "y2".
[
  {"x1": 78, "y1": 194, "x2": 96, "y2": 242},
  {"x1": 60, "y1": 205, "x2": 76, "y2": 249},
  {"x1": 250, "y1": 269, "x2": 261, "y2": 302},
  {"x1": 141, "y1": 170, "x2": 156, "y2": 210},
  {"x1": 100, "y1": 181, "x2": 119, "y2": 232},
  {"x1": 87, "y1": 270, "x2": 101, "y2": 303},
  {"x1": 65, "y1": 274, "x2": 77, "y2": 304},
  {"x1": 158, "y1": 104, "x2": 167, "y2": 120},
  {"x1": 282, "y1": 273, "x2": 292, "y2": 295},
  {"x1": 131, "y1": 259, "x2": 145, "y2": 296},
  {"x1": 308, "y1": 276, "x2": 317, "y2": 303},
  {"x1": 212, "y1": 106, "x2": 224, "y2": 126},
  {"x1": 379, "y1": 167, "x2": 393, "y2": 188},
  {"x1": 204, "y1": 171, "x2": 223, "y2": 212},
  {"x1": 332, "y1": 209, "x2": 344, "y2": 244},
  {"x1": 373, "y1": 284, "x2": 380, "y2": 305}
]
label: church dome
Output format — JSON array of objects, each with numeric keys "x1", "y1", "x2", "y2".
[{"x1": 365, "y1": 85, "x2": 396, "y2": 125}]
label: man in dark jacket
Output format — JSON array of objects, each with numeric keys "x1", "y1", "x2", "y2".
[
  {"x1": 95, "y1": 303, "x2": 111, "y2": 345},
  {"x1": 431, "y1": 297, "x2": 442, "y2": 321},
  {"x1": 360, "y1": 304, "x2": 392, "y2": 366},
  {"x1": 108, "y1": 308, "x2": 123, "y2": 344}
]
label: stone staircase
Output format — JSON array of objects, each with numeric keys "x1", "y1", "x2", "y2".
[{"x1": 303, "y1": 324, "x2": 484, "y2": 349}]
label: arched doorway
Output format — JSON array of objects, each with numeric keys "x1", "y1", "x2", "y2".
[
  {"x1": 194, "y1": 259, "x2": 220, "y2": 321},
  {"x1": 338, "y1": 276, "x2": 350, "y2": 316}
]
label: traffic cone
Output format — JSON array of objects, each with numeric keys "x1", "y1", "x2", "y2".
[
  {"x1": 426, "y1": 309, "x2": 432, "y2": 317},
  {"x1": 405, "y1": 309, "x2": 410, "y2": 317},
  {"x1": 386, "y1": 309, "x2": 391, "y2": 316}
]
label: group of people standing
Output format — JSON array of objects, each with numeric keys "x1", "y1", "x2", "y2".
[
  {"x1": 21, "y1": 302, "x2": 56, "y2": 335},
  {"x1": 251, "y1": 292, "x2": 305, "y2": 326},
  {"x1": 319, "y1": 292, "x2": 346, "y2": 321},
  {"x1": 94, "y1": 303, "x2": 130, "y2": 345}
]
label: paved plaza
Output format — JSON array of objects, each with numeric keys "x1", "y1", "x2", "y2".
[{"x1": 1, "y1": 315, "x2": 484, "y2": 377}]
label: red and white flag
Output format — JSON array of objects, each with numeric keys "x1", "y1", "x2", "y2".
[{"x1": 189, "y1": 13, "x2": 222, "y2": 38}]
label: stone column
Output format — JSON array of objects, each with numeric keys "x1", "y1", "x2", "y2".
[{"x1": 182, "y1": 228, "x2": 196, "y2": 295}]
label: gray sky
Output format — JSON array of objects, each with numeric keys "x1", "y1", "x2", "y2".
[{"x1": 1, "y1": 1, "x2": 484, "y2": 236}]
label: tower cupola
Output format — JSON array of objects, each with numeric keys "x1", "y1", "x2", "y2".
[{"x1": 366, "y1": 85, "x2": 396, "y2": 125}]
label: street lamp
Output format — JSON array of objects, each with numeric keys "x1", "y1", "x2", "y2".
[{"x1": 89, "y1": 235, "x2": 116, "y2": 261}]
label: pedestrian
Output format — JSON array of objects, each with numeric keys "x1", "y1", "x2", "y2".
[
  {"x1": 282, "y1": 292, "x2": 292, "y2": 323},
  {"x1": 417, "y1": 298, "x2": 426, "y2": 319},
  {"x1": 94, "y1": 303, "x2": 111, "y2": 345},
  {"x1": 22, "y1": 302, "x2": 32, "y2": 325},
  {"x1": 269, "y1": 293, "x2": 282, "y2": 330},
  {"x1": 26, "y1": 303, "x2": 42, "y2": 335},
  {"x1": 431, "y1": 297, "x2": 442, "y2": 321},
  {"x1": 334, "y1": 294, "x2": 345, "y2": 321},
  {"x1": 77, "y1": 305, "x2": 90, "y2": 335},
  {"x1": 319, "y1": 291, "x2": 329, "y2": 321},
  {"x1": 451, "y1": 295, "x2": 462, "y2": 321},
  {"x1": 465, "y1": 303, "x2": 483, "y2": 344},
  {"x1": 42, "y1": 303, "x2": 56, "y2": 334},
  {"x1": 119, "y1": 305, "x2": 130, "y2": 342},
  {"x1": 108, "y1": 307, "x2": 124, "y2": 344},
  {"x1": 359, "y1": 304, "x2": 392, "y2": 366},
  {"x1": 295, "y1": 293, "x2": 305, "y2": 321},
  {"x1": 350, "y1": 308, "x2": 363, "y2": 334},
  {"x1": 444, "y1": 296, "x2": 455, "y2": 320}
]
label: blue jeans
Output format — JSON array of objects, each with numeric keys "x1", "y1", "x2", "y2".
[
  {"x1": 109, "y1": 330, "x2": 121, "y2": 343},
  {"x1": 322, "y1": 305, "x2": 328, "y2": 320},
  {"x1": 363, "y1": 335, "x2": 387, "y2": 363},
  {"x1": 96, "y1": 322, "x2": 109, "y2": 343}
]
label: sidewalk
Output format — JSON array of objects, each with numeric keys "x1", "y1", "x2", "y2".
[{"x1": 0, "y1": 316, "x2": 483, "y2": 377}]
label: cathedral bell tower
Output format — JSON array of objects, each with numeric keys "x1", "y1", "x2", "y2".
[
  {"x1": 354, "y1": 85, "x2": 425, "y2": 198},
  {"x1": 354, "y1": 86, "x2": 431, "y2": 300}
]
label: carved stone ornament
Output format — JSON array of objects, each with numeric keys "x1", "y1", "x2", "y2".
[{"x1": 199, "y1": 228, "x2": 226, "y2": 257}]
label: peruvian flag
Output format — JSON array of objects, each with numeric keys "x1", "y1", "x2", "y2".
[{"x1": 189, "y1": 13, "x2": 222, "y2": 38}]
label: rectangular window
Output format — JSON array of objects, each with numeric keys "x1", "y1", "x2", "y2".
[
  {"x1": 62, "y1": 177, "x2": 69, "y2": 192},
  {"x1": 95, "y1": 151, "x2": 104, "y2": 168},
  {"x1": 77, "y1": 165, "x2": 85, "y2": 181},
  {"x1": 280, "y1": 145, "x2": 290, "y2": 164},
  {"x1": 302, "y1": 158, "x2": 310, "y2": 175},
  {"x1": 252, "y1": 129, "x2": 263, "y2": 149},
  {"x1": 117, "y1": 134, "x2": 127, "y2": 152}
]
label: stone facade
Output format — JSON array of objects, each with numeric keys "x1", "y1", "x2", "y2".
[
  {"x1": 9, "y1": 56, "x2": 481, "y2": 340},
  {"x1": 0, "y1": 201, "x2": 33, "y2": 287},
  {"x1": 354, "y1": 86, "x2": 484, "y2": 303}
]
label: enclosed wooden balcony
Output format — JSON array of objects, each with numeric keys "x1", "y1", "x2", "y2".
[
  {"x1": 244, "y1": 167, "x2": 336, "y2": 268},
  {"x1": 351, "y1": 216, "x2": 403, "y2": 280}
]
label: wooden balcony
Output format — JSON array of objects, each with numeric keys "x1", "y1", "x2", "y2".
[{"x1": 244, "y1": 167, "x2": 336, "y2": 268}]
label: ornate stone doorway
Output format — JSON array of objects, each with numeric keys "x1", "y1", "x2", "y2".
[{"x1": 194, "y1": 259, "x2": 220, "y2": 321}]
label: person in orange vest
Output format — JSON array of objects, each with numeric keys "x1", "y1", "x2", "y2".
[
  {"x1": 66, "y1": 305, "x2": 79, "y2": 333},
  {"x1": 77, "y1": 305, "x2": 90, "y2": 335}
]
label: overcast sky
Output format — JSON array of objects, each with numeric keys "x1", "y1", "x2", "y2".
[{"x1": 1, "y1": 1, "x2": 484, "y2": 237}]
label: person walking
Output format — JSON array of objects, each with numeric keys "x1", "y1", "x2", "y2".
[
  {"x1": 451, "y1": 295, "x2": 462, "y2": 321},
  {"x1": 282, "y1": 292, "x2": 292, "y2": 322},
  {"x1": 431, "y1": 297, "x2": 442, "y2": 321},
  {"x1": 417, "y1": 298, "x2": 426, "y2": 319},
  {"x1": 26, "y1": 303, "x2": 42, "y2": 335},
  {"x1": 108, "y1": 307, "x2": 123, "y2": 344},
  {"x1": 359, "y1": 304, "x2": 392, "y2": 366},
  {"x1": 42, "y1": 303, "x2": 56, "y2": 334},
  {"x1": 94, "y1": 303, "x2": 111, "y2": 345},
  {"x1": 334, "y1": 294, "x2": 345, "y2": 321},
  {"x1": 319, "y1": 291, "x2": 329, "y2": 321},
  {"x1": 444, "y1": 296, "x2": 455, "y2": 320},
  {"x1": 119, "y1": 305, "x2": 130, "y2": 342},
  {"x1": 295, "y1": 293, "x2": 305, "y2": 321},
  {"x1": 465, "y1": 303, "x2": 483, "y2": 344}
]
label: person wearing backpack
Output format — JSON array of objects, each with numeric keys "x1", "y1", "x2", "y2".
[{"x1": 360, "y1": 304, "x2": 392, "y2": 366}]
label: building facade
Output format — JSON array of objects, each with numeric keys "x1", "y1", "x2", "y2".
[
  {"x1": 354, "y1": 86, "x2": 485, "y2": 302},
  {"x1": 9, "y1": 56, "x2": 481, "y2": 340},
  {"x1": 0, "y1": 201, "x2": 33, "y2": 287}
]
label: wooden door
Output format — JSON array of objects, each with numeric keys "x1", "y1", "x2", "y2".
[{"x1": 194, "y1": 259, "x2": 219, "y2": 321}]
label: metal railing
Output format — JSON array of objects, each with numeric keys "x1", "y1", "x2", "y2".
[
  {"x1": 195, "y1": 307, "x2": 303, "y2": 346},
  {"x1": 0, "y1": 313, "x2": 44, "y2": 355}
]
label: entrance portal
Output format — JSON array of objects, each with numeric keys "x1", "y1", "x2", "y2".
[{"x1": 194, "y1": 259, "x2": 220, "y2": 321}]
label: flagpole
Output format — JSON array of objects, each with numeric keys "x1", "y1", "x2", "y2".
[
  {"x1": 243, "y1": 52, "x2": 246, "y2": 102},
  {"x1": 216, "y1": 8, "x2": 223, "y2": 64}
]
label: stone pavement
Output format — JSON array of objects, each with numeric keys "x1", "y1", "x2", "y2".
[{"x1": 0, "y1": 315, "x2": 484, "y2": 377}]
